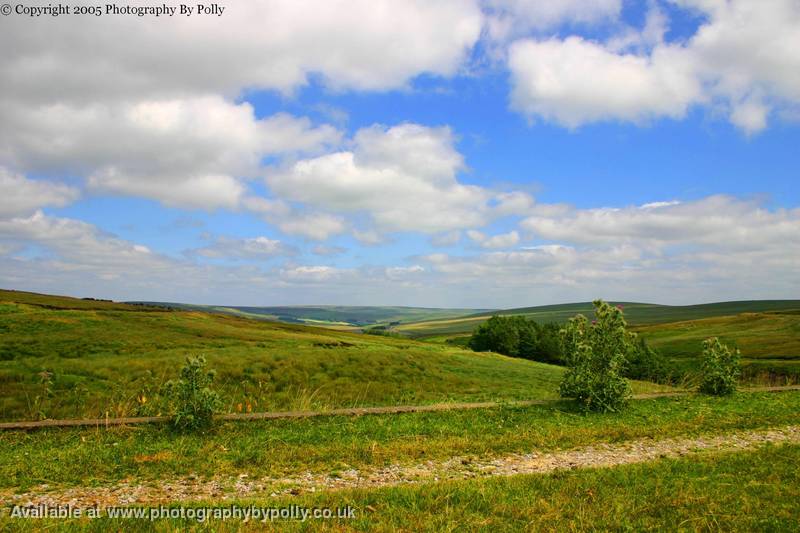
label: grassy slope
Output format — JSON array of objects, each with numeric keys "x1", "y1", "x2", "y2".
[
  {"x1": 0, "y1": 289, "x2": 668, "y2": 421},
  {"x1": 1, "y1": 392, "x2": 798, "y2": 490},
  {"x1": 398, "y1": 300, "x2": 800, "y2": 338},
  {"x1": 634, "y1": 311, "x2": 800, "y2": 380}
]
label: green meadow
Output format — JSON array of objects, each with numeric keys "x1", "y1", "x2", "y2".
[{"x1": 0, "y1": 289, "x2": 669, "y2": 422}]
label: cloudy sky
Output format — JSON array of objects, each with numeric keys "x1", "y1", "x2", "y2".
[{"x1": 1, "y1": 0, "x2": 798, "y2": 307}]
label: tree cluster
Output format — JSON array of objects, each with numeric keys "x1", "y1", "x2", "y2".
[{"x1": 468, "y1": 315, "x2": 563, "y2": 364}]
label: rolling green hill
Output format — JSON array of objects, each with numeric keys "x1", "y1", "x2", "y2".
[
  {"x1": 131, "y1": 301, "x2": 493, "y2": 329},
  {"x1": 0, "y1": 289, "x2": 669, "y2": 422},
  {"x1": 398, "y1": 300, "x2": 800, "y2": 338},
  {"x1": 633, "y1": 311, "x2": 800, "y2": 381}
]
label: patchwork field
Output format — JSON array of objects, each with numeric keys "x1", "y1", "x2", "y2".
[
  {"x1": 397, "y1": 300, "x2": 800, "y2": 338},
  {"x1": 133, "y1": 301, "x2": 492, "y2": 329}
]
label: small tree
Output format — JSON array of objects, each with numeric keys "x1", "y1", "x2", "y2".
[
  {"x1": 559, "y1": 300, "x2": 632, "y2": 412},
  {"x1": 165, "y1": 356, "x2": 223, "y2": 431},
  {"x1": 699, "y1": 337, "x2": 740, "y2": 396}
]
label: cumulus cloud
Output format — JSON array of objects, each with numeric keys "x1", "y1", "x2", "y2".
[
  {"x1": 0, "y1": 169, "x2": 79, "y2": 218},
  {"x1": 268, "y1": 123, "x2": 504, "y2": 234},
  {"x1": 0, "y1": 97, "x2": 340, "y2": 209},
  {"x1": 507, "y1": 0, "x2": 800, "y2": 132},
  {"x1": 508, "y1": 37, "x2": 701, "y2": 127},
  {"x1": 1, "y1": 0, "x2": 482, "y2": 103},
  {"x1": 0, "y1": 1, "x2": 481, "y2": 211}
]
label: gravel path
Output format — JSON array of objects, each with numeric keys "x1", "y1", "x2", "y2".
[{"x1": 6, "y1": 425, "x2": 800, "y2": 508}]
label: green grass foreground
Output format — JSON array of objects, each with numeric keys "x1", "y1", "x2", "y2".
[
  {"x1": 247, "y1": 442, "x2": 800, "y2": 532},
  {"x1": 2, "y1": 428, "x2": 799, "y2": 531},
  {"x1": 2, "y1": 392, "x2": 799, "y2": 491},
  {"x1": 0, "y1": 290, "x2": 672, "y2": 422}
]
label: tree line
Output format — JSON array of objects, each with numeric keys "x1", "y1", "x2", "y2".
[{"x1": 468, "y1": 311, "x2": 673, "y2": 384}]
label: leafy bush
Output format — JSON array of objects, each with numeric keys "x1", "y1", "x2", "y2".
[
  {"x1": 559, "y1": 300, "x2": 632, "y2": 412},
  {"x1": 699, "y1": 337, "x2": 741, "y2": 395},
  {"x1": 469, "y1": 316, "x2": 563, "y2": 364},
  {"x1": 165, "y1": 356, "x2": 223, "y2": 431}
]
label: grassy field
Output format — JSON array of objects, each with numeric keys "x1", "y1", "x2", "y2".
[
  {"x1": 0, "y1": 392, "x2": 796, "y2": 489},
  {"x1": 397, "y1": 300, "x2": 800, "y2": 338},
  {"x1": 1, "y1": 392, "x2": 799, "y2": 530},
  {"x1": 0, "y1": 289, "x2": 671, "y2": 422}
]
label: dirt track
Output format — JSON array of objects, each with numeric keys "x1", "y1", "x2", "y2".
[{"x1": 6, "y1": 424, "x2": 799, "y2": 508}]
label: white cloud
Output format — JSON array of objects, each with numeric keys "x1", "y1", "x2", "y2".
[
  {"x1": 1, "y1": 1, "x2": 482, "y2": 103},
  {"x1": 0, "y1": 169, "x2": 79, "y2": 218},
  {"x1": 0, "y1": 96, "x2": 340, "y2": 209},
  {"x1": 467, "y1": 229, "x2": 521, "y2": 249},
  {"x1": 268, "y1": 123, "x2": 493, "y2": 234},
  {"x1": 485, "y1": 0, "x2": 621, "y2": 41},
  {"x1": 405, "y1": 194, "x2": 800, "y2": 304},
  {"x1": 506, "y1": 0, "x2": 800, "y2": 132},
  {"x1": 277, "y1": 213, "x2": 347, "y2": 241},
  {"x1": 520, "y1": 196, "x2": 800, "y2": 250},
  {"x1": 1, "y1": 1, "x2": 481, "y2": 210},
  {"x1": 0, "y1": 211, "x2": 163, "y2": 271},
  {"x1": 192, "y1": 236, "x2": 295, "y2": 260},
  {"x1": 280, "y1": 265, "x2": 350, "y2": 283},
  {"x1": 508, "y1": 37, "x2": 701, "y2": 127}
]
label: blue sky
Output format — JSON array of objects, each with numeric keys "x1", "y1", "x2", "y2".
[{"x1": 1, "y1": 0, "x2": 798, "y2": 307}]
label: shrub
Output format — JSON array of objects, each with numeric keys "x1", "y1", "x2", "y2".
[
  {"x1": 699, "y1": 337, "x2": 741, "y2": 396},
  {"x1": 165, "y1": 356, "x2": 223, "y2": 431},
  {"x1": 559, "y1": 300, "x2": 632, "y2": 412}
]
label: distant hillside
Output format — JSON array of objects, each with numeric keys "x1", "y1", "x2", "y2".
[
  {"x1": 0, "y1": 289, "x2": 166, "y2": 312},
  {"x1": 130, "y1": 301, "x2": 494, "y2": 328},
  {"x1": 398, "y1": 300, "x2": 800, "y2": 338}
]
